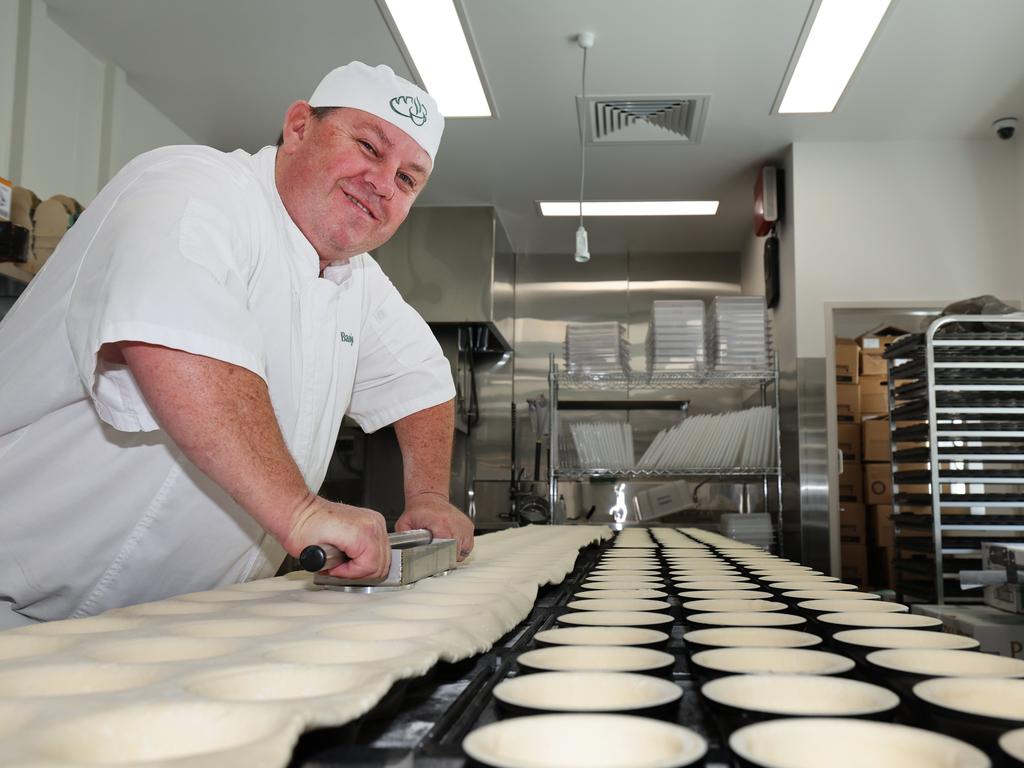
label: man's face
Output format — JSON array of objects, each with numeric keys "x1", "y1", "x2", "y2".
[{"x1": 276, "y1": 104, "x2": 432, "y2": 265}]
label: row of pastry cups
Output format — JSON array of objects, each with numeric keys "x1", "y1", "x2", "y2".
[
  {"x1": 572, "y1": 594, "x2": 912, "y2": 619},
  {"x1": 576, "y1": 580, "x2": 957, "y2": 636},
  {"x1": 504, "y1": 627, "x2": 1024, "y2": 766},
  {"x1": 548, "y1": 598, "x2": 1011, "y2": 675},
  {"x1": 486, "y1": 664, "x2": 1024, "y2": 734},
  {"x1": 464, "y1": 713, "x2": 1018, "y2": 768},
  {"x1": 476, "y1": 667, "x2": 1024, "y2": 767},
  {"x1": 529, "y1": 621, "x2": 1010, "y2": 675},
  {"x1": 518, "y1": 623, "x2": 985, "y2": 677}
]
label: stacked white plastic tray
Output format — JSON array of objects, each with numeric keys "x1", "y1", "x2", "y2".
[
  {"x1": 568, "y1": 422, "x2": 636, "y2": 469},
  {"x1": 645, "y1": 300, "x2": 706, "y2": 372},
  {"x1": 707, "y1": 296, "x2": 772, "y2": 370},
  {"x1": 636, "y1": 406, "x2": 778, "y2": 470},
  {"x1": 564, "y1": 322, "x2": 631, "y2": 375}
]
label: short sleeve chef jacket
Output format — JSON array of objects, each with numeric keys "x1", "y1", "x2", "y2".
[{"x1": 0, "y1": 145, "x2": 455, "y2": 626}]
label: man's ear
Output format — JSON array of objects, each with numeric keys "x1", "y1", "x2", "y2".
[{"x1": 280, "y1": 101, "x2": 313, "y2": 153}]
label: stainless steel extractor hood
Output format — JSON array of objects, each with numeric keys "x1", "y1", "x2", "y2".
[{"x1": 371, "y1": 207, "x2": 514, "y2": 352}]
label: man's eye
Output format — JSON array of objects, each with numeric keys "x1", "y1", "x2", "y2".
[
  {"x1": 358, "y1": 140, "x2": 378, "y2": 156},
  {"x1": 398, "y1": 172, "x2": 416, "y2": 189}
]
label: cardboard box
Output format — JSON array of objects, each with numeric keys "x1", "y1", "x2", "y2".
[
  {"x1": 862, "y1": 418, "x2": 891, "y2": 462},
  {"x1": 835, "y1": 338, "x2": 859, "y2": 383},
  {"x1": 860, "y1": 375, "x2": 889, "y2": 417},
  {"x1": 642, "y1": 480, "x2": 688, "y2": 517},
  {"x1": 868, "y1": 504, "x2": 894, "y2": 546},
  {"x1": 839, "y1": 501, "x2": 866, "y2": 543},
  {"x1": 913, "y1": 603, "x2": 1024, "y2": 658},
  {"x1": 837, "y1": 422, "x2": 862, "y2": 463},
  {"x1": 858, "y1": 332, "x2": 905, "y2": 357},
  {"x1": 981, "y1": 542, "x2": 1024, "y2": 614},
  {"x1": 841, "y1": 542, "x2": 869, "y2": 587},
  {"x1": 869, "y1": 545, "x2": 895, "y2": 589},
  {"x1": 839, "y1": 461, "x2": 863, "y2": 502},
  {"x1": 836, "y1": 383, "x2": 861, "y2": 422},
  {"x1": 860, "y1": 349, "x2": 888, "y2": 376},
  {"x1": 864, "y1": 462, "x2": 892, "y2": 504}
]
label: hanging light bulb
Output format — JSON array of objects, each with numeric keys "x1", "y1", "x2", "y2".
[{"x1": 573, "y1": 32, "x2": 594, "y2": 263}]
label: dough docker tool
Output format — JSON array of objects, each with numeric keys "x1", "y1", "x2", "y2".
[{"x1": 300, "y1": 529, "x2": 457, "y2": 592}]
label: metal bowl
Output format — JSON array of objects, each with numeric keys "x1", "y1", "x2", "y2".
[
  {"x1": 492, "y1": 671, "x2": 682, "y2": 719},
  {"x1": 682, "y1": 627, "x2": 822, "y2": 656},
  {"x1": 913, "y1": 677, "x2": 1024, "y2": 755},
  {"x1": 865, "y1": 648, "x2": 1024, "y2": 699},
  {"x1": 462, "y1": 713, "x2": 707, "y2": 768},
  {"x1": 686, "y1": 612, "x2": 806, "y2": 630},
  {"x1": 728, "y1": 717, "x2": 990, "y2": 768},
  {"x1": 557, "y1": 610, "x2": 675, "y2": 629},
  {"x1": 702, "y1": 674, "x2": 898, "y2": 735},
  {"x1": 688, "y1": 647, "x2": 854, "y2": 682},
  {"x1": 533, "y1": 626, "x2": 669, "y2": 650},
  {"x1": 832, "y1": 628, "x2": 980, "y2": 665},
  {"x1": 517, "y1": 645, "x2": 674, "y2": 676}
]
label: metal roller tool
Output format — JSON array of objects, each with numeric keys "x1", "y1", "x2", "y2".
[{"x1": 300, "y1": 529, "x2": 457, "y2": 591}]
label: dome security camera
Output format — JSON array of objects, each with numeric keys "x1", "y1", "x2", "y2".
[{"x1": 993, "y1": 117, "x2": 1018, "y2": 140}]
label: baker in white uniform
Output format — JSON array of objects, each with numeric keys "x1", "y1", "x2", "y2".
[{"x1": 0, "y1": 62, "x2": 474, "y2": 629}]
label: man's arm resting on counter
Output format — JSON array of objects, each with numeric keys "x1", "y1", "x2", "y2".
[
  {"x1": 112, "y1": 341, "x2": 390, "y2": 579},
  {"x1": 393, "y1": 399, "x2": 475, "y2": 558}
]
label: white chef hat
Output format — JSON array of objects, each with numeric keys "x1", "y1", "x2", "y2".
[{"x1": 309, "y1": 62, "x2": 444, "y2": 161}]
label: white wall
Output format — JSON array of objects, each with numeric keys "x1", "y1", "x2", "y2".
[
  {"x1": 0, "y1": 1, "x2": 20, "y2": 180},
  {"x1": 0, "y1": 0, "x2": 194, "y2": 205},
  {"x1": 109, "y1": 68, "x2": 194, "y2": 180},
  {"x1": 792, "y1": 140, "x2": 1023, "y2": 358}
]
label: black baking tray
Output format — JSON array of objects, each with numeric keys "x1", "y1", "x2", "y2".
[
  {"x1": 893, "y1": 445, "x2": 1024, "y2": 462},
  {"x1": 286, "y1": 539, "x2": 731, "y2": 768}
]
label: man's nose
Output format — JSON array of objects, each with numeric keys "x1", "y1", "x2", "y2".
[{"x1": 365, "y1": 163, "x2": 396, "y2": 200}]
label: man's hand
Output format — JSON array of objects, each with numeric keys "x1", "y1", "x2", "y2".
[
  {"x1": 396, "y1": 493, "x2": 474, "y2": 561},
  {"x1": 284, "y1": 497, "x2": 391, "y2": 580}
]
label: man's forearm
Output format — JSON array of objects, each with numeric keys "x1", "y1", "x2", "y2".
[
  {"x1": 117, "y1": 342, "x2": 313, "y2": 542},
  {"x1": 393, "y1": 399, "x2": 455, "y2": 503}
]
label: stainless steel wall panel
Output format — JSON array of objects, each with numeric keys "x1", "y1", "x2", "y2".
[
  {"x1": 796, "y1": 357, "x2": 830, "y2": 572},
  {"x1": 372, "y1": 207, "x2": 512, "y2": 347}
]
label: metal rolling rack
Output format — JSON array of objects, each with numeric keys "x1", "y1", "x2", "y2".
[
  {"x1": 886, "y1": 314, "x2": 1024, "y2": 604},
  {"x1": 546, "y1": 354, "x2": 783, "y2": 552}
]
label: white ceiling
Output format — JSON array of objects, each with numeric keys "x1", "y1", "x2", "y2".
[{"x1": 44, "y1": 0, "x2": 1024, "y2": 257}]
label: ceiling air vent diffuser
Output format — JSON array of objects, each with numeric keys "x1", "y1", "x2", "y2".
[{"x1": 577, "y1": 95, "x2": 710, "y2": 145}]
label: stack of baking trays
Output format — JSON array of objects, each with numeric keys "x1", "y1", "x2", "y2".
[
  {"x1": 7, "y1": 526, "x2": 1024, "y2": 767},
  {"x1": 706, "y1": 296, "x2": 773, "y2": 371},
  {"x1": 646, "y1": 300, "x2": 707, "y2": 372},
  {"x1": 564, "y1": 321, "x2": 631, "y2": 376}
]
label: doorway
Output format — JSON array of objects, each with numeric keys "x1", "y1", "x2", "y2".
[{"x1": 823, "y1": 302, "x2": 948, "y2": 585}]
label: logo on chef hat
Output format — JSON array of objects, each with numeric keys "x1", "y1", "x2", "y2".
[{"x1": 390, "y1": 95, "x2": 428, "y2": 126}]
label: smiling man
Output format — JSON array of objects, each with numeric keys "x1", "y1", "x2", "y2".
[{"x1": 0, "y1": 63, "x2": 473, "y2": 628}]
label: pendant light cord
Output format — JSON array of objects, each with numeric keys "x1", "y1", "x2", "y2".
[{"x1": 578, "y1": 44, "x2": 588, "y2": 229}]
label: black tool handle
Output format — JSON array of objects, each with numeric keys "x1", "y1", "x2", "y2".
[
  {"x1": 299, "y1": 543, "x2": 347, "y2": 572},
  {"x1": 299, "y1": 529, "x2": 433, "y2": 572}
]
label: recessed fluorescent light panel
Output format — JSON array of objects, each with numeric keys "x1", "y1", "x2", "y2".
[
  {"x1": 539, "y1": 201, "x2": 719, "y2": 217},
  {"x1": 778, "y1": 0, "x2": 891, "y2": 114},
  {"x1": 381, "y1": 0, "x2": 491, "y2": 117}
]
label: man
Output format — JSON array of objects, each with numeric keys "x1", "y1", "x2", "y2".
[{"x1": 0, "y1": 62, "x2": 474, "y2": 629}]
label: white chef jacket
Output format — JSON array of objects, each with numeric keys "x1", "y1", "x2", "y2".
[{"x1": 0, "y1": 145, "x2": 455, "y2": 627}]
